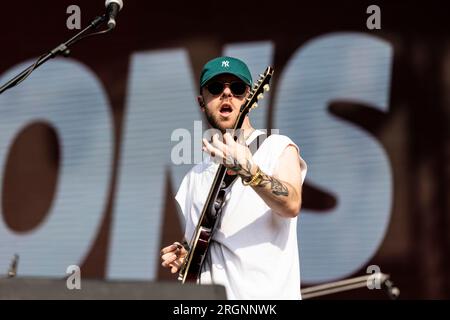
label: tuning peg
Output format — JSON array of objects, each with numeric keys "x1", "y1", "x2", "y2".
[
  {"x1": 252, "y1": 103, "x2": 258, "y2": 109},
  {"x1": 263, "y1": 84, "x2": 270, "y2": 92},
  {"x1": 257, "y1": 93, "x2": 264, "y2": 100}
]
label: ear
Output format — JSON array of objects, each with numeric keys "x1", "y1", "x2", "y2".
[{"x1": 197, "y1": 95, "x2": 205, "y2": 111}]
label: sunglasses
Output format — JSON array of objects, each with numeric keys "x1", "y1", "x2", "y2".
[{"x1": 206, "y1": 81, "x2": 248, "y2": 96}]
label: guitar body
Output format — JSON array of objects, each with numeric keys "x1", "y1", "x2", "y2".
[
  {"x1": 178, "y1": 66, "x2": 274, "y2": 284},
  {"x1": 179, "y1": 227, "x2": 211, "y2": 283}
]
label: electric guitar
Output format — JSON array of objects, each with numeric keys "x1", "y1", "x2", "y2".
[{"x1": 178, "y1": 66, "x2": 274, "y2": 283}]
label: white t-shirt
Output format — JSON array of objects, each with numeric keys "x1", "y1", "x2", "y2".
[{"x1": 175, "y1": 130, "x2": 307, "y2": 300}]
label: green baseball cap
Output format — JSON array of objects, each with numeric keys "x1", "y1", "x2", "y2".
[{"x1": 199, "y1": 56, "x2": 253, "y2": 90}]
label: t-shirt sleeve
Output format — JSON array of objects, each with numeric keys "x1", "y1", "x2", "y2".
[
  {"x1": 268, "y1": 135, "x2": 307, "y2": 185},
  {"x1": 175, "y1": 173, "x2": 191, "y2": 230}
]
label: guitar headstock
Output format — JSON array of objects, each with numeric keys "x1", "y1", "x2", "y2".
[{"x1": 240, "y1": 66, "x2": 274, "y2": 115}]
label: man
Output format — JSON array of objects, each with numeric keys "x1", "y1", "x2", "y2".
[{"x1": 160, "y1": 56, "x2": 307, "y2": 299}]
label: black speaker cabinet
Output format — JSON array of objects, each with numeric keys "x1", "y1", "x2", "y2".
[{"x1": 0, "y1": 277, "x2": 227, "y2": 300}]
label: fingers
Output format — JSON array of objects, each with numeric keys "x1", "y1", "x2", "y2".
[
  {"x1": 170, "y1": 260, "x2": 182, "y2": 273},
  {"x1": 162, "y1": 252, "x2": 186, "y2": 273},
  {"x1": 161, "y1": 252, "x2": 178, "y2": 268},
  {"x1": 160, "y1": 243, "x2": 179, "y2": 256},
  {"x1": 203, "y1": 133, "x2": 238, "y2": 158},
  {"x1": 202, "y1": 137, "x2": 225, "y2": 159},
  {"x1": 223, "y1": 132, "x2": 241, "y2": 146},
  {"x1": 203, "y1": 133, "x2": 252, "y2": 171},
  {"x1": 160, "y1": 242, "x2": 187, "y2": 273},
  {"x1": 205, "y1": 133, "x2": 233, "y2": 151},
  {"x1": 222, "y1": 132, "x2": 231, "y2": 144},
  {"x1": 212, "y1": 133, "x2": 227, "y2": 149},
  {"x1": 160, "y1": 242, "x2": 186, "y2": 259},
  {"x1": 161, "y1": 251, "x2": 184, "y2": 273}
]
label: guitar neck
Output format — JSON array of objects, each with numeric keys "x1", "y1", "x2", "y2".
[{"x1": 186, "y1": 104, "x2": 250, "y2": 246}]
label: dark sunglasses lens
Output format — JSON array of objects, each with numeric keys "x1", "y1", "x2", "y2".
[
  {"x1": 230, "y1": 82, "x2": 247, "y2": 95},
  {"x1": 207, "y1": 82, "x2": 224, "y2": 95}
]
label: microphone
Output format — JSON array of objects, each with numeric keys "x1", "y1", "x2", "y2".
[
  {"x1": 7, "y1": 254, "x2": 19, "y2": 278},
  {"x1": 105, "y1": 0, "x2": 123, "y2": 30}
]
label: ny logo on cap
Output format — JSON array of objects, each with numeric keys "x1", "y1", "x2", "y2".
[{"x1": 221, "y1": 60, "x2": 230, "y2": 68}]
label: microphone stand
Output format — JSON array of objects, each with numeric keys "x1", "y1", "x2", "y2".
[
  {"x1": 0, "y1": 14, "x2": 110, "y2": 95},
  {"x1": 7, "y1": 254, "x2": 19, "y2": 278},
  {"x1": 301, "y1": 273, "x2": 400, "y2": 300}
]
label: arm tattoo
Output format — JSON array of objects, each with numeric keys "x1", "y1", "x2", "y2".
[
  {"x1": 229, "y1": 158, "x2": 242, "y2": 173},
  {"x1": 231, "y1": 159, "x2": 253, "y2": 180},
  {"x1": 239, "y1": 160, "x2": 253, "y2": 180},
  {"x1": 258, "y1": 173, "x2": 289, "y2": 196}
]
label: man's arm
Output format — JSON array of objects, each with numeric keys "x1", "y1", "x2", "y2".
[
  {"x1": 241, "y1": 145, "x2": 303, "y2": 218},
  {"x1": 202, "y1": 133, "x2": 304, "y2": 218}
]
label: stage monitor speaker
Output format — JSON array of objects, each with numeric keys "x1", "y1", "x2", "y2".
[{"x1": 0, "y1": 277, "x2": 227, "y2": 300}]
